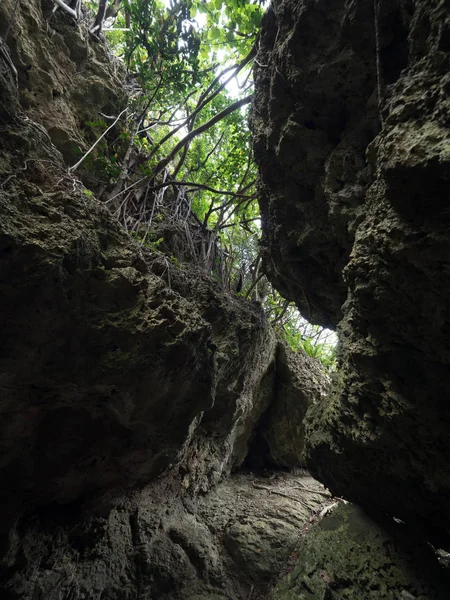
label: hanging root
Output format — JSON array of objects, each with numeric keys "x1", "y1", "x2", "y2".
[
  {"x1": 52, "y1": 0, "x2": 78, "y2": 19},
  {"x1": 374, "y1": 0, "x2": 384, "y2": 126},
  {"x1": 0, "y1": 37, "x2": 18, "y2": 89}
]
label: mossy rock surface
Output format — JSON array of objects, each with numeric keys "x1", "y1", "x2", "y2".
[
  {"x1": 0, "y1": 77, "x2": 277, "y2": 529},
  {"x1": 271, "y1": 504, "x2": 448, "y2": 599},
  {"x1": 0, "y1": 472, "x2": 328, "y2": 600},
  {"x1": 252, "y1": 0, "x2": 450, "y2": 540},
  {"x1": 260, "y1": 343, "x2": 330, "y2": 468}
]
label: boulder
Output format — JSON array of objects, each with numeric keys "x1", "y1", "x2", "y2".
[
  {"x1": 0, "y1": 472, "x2": 329, "y2": 600},
  {"x1": 260, "y1": 343, "x2": 331, "y2": 468},
  {"x1": 0, "y1": 119, "x2": 277, "y2": 526},
  {"x1": 0, "y1": 0, "x2": 278, "y2": 533}
]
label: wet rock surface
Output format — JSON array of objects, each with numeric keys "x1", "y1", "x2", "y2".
[{"x1": 252, "y1": 0, "x2": 450, "y2": 540}]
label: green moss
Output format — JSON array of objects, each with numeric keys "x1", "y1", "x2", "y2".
[{"x1": 271, "y1": 504, "x2": 446, "y2": 599}]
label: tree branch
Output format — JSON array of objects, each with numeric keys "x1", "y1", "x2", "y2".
[
  {"x1": 69, "y1": 107, "x2": 128, "y2": 173},
  {"x1": 52, "y1": 0, "x2": 78, "y2": 19},
  {"x1": 149, "y1": 180, "x2": 255, "y2": 198},
  {"x1": 271, "y1": 299, "x2": 291, "y2": 325},
  {"x1": 147, "y1": 45, "x2": 255, "y2": 161},
  {"x1": 153, "y1": 95, "x2": 252, "y2": 177}
]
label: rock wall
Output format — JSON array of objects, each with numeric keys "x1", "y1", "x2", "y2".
[
  {"x1": 0, "y1": 0, "x2": 335, "y2": 552},
  {"x1": 0, "y1": 0, "x2": 126, "y2": 168},
  {"x1": 0, "y1": 107, "x2": 276, "y2": 516},
  {"x1": 0, "y1": 0, "x2": 280, "y2": 533},
  {"x1": 247, "y1": 343, "x2": 330, "y2": 469},
  {"x1": 0, "y1": 1, "x2": 449, "y2": 597},
  {"x1": 252, "y1": 0, "x2": 450, "y2": 541},
  {"x1": 271, "y1": 503, "x2": 449, "y2": 600}
]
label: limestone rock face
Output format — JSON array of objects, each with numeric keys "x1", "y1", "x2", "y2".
[
  {"x1": 260, "y1": 344, "x2": 331, "y2": 468},
  {"x1": 0, "y1": 473, "x2": 329, "y2": 600},
  {"x1": 0, "y1": 0, "x2": 126, "y2": 168},
  {"x1": 271, "y1": 503, "x2": 449, "y2": 600},
  {"x1": 251, "y1": 0, "x2": 382, "y2": 328},
  {"x1": 0, "y1": 0, "x2": 336, "y2": 550},
  {"x1": 3, "y1": 474, "x2": 447, "y2": 599},
  {"x1": 252, "y1": 0, "x2": 450, "y2": 539},
  {"x1": 0, "y1": 0, "x2": 281, "y2": 536},
  {"x1": 0, "y1": 111, "x2": 276, "y2": 526}
]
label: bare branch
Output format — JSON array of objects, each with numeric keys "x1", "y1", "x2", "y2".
[
  {"x1": 149, "y1": 179, "x2": 255, "y2": 199},
  {"x1": 90, "y1": 0, "x2": 108, "y2": 33},
  {"x1": 52, "y1": 0, "x2": 78, "y2": 19},
  {"x1": 147, "y1": 45, "x2": 255, "y2": 161},
  {"x1": 271, "y1": 299, "x2": 291, "y2": 325},
  {"x1": 245, "y1": 272, "x2": 265, "y2": 300}
]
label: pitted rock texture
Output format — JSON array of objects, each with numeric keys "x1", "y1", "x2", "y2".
[
  {"x1": 0, "y1": 0, "x2": 285, "y2": 535},
  {"x1": 2, "y1": 475, "x2": 447, "y2": 600},
  {"x1": 0, "y1": 113, "x2": 280, "y2": 531},
  {"x1": 247, "y1": 343, "x2": 331, "y2": 470},
  {"x1": 252, "y1": 0, "x2": 450, "y2": 540},
  {"x1": 251, "y1": 0, "x2": 383, "y2": 328},
  {"x1": 271, "y1": 503, "x2": 449, "y2": 600},
  {"x1": 0, "y1": 0, "x2": 126, "y2": 183},
  {"x1": 0, "y1": 472, "x2": 330, "y2": 600},
  {"x1": 0, "y1": 0, "x2": 335, "y2": 553}
]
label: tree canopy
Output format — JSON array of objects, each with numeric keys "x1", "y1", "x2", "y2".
[{"x1": 54, "y1": 0, "x2": 337, "y2": 369}]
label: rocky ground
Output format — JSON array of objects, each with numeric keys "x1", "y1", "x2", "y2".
[
  {"x1": 0, "y1": 471, "x2": 329, "y2": 600},
  {"x1": 2, "y1": 470, "x2": 449, "y2": 600}
]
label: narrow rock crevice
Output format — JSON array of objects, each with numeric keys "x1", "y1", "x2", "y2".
[{"x1": 1, "y1": 0, "x2": 449, "y2": 598}]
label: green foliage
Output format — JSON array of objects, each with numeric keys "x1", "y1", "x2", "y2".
[
  {"x1": 194, "y1": 0, "x2": 264, "y2": 60},
  {"x1": 266, "y1": 288, "x2": 337, "y2": 371},
  {"x1": 130, "y1": 230, "x2": 164, "y2": 251},
  {"x1": 123, "y1": 0, "x2": 202, "y2": 97},
  {"x1": 82, "y1": 0, "x2": 337, "y2": 371},
  {"x1": 297, "y1": 338, "x2": 337, "y2": 372}
]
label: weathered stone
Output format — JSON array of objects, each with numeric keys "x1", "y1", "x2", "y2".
[
  {"x1": 0, "y1": 0, "x2": 278, "y2": 536},
  {"x1": 0, "y1": 2, "x2": 338, "y2": 570},
  {"x1": 0, "y1": 0, "x2": 126, "y2": 178},
  {"x1": 3, "y1": 475, "x2": 445, "y2": 599},
  {"x1": 252, "y1": 0, "x2": 450, "y2": 540},
  {"x1": 271, "y1": 503, "x2": 449, "y2": 600},
  {"x1": 0, "y1": 125, "x2": 278, "y2": 531},
  {"x1": 0, "y1": 473, "x2": 329, "y2": 600},
  {"x1": 251, "y1": 0, "x2": 382, "y2": 328},
  {"x1": 224, "y1": 518, "x2": 299, "y2": 584},
  {"x1": 3, "y1": 0, "x2": 449, "y2": 597},
  {"x1": 260, "y1": 343, "x2": 331, "y2": 468}
]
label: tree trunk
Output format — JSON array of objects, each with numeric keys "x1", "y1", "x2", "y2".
[{"x1": 92, "y1": 0, "x2": 108, "y2": 33}]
